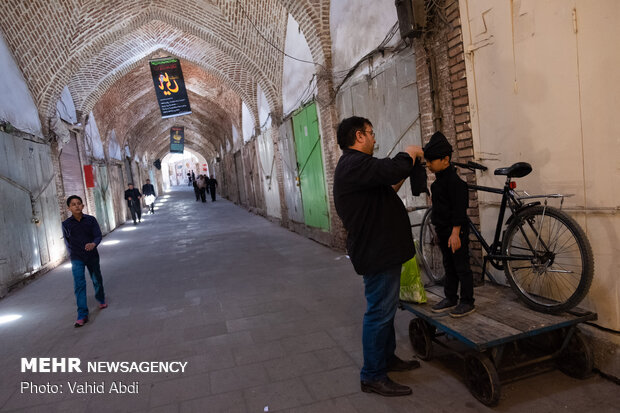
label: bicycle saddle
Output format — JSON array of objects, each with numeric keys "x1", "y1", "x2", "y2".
[{"x1": 494, "y1": 162, "x2": 532, "y2": 178}]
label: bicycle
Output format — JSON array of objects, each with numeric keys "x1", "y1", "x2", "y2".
[{"x1": 417, "y1": 160, "x2": 594, "y2": 314}]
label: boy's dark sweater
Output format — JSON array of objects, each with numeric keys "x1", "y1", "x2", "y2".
[{"x1": 430, "y1": 164, "x2": 469, "y2": 230}]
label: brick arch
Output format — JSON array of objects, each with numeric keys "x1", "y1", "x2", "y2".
[
  {"x1": 35, "y1": 3, "x2": 285, "y2": 125},
  {"x1": 153, "y1": 130, "x2": 218, "y2": 163},
  {"x1": 74, "y1": 40, "x2": 257, "y2": 130},
  {"x1": 280, "y1": 0, "x2": 333, "y2": 71},
  {"x1": 90, "y1": 61, "x2": 242, "y2": 160},
  {"x1": 130, "y1": 100, "x2": 231, "y2": 158}
]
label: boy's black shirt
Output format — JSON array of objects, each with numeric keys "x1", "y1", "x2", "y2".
[
  {"x1": 430, "y1": 164, "x2": 469, "y2": 230},
  {"x1": 333, "y1": 149, "x2": 415, "y2": 275}
]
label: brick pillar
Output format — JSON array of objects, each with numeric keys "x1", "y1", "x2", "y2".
[
  {"x1": 315, "y1": 68, "x2": 346, "y2": 249},
  {"x1": 270, "y1": 125, "x2": 290, "y2": 226},
  {"x1": 413, "y1": 0, "x2": 481, "y2": 280},
  {"x1": 50, "y1": 139, "x2": 69, "y2": 222}
]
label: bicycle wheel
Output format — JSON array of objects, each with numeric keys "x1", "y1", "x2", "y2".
[
  {"x1": 419, "y1": 207, "x2": 445, "y2": 284},
  {"x1": 502, "y1": 206, "x2": 594, "y2": 313}
]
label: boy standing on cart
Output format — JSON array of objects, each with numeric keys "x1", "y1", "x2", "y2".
[{"x1": 424, "y1": 132, "x2": 475, "y2": 317}]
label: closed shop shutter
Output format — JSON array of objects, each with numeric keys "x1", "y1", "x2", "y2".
[{"x1": 59, "y1": 133, "x2": 86, "y2": 204}]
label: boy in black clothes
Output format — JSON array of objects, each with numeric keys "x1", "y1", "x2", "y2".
[{"x1": 424, "y1": 132, "x2": 475, "y2": 317}]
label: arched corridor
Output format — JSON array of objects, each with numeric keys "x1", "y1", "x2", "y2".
[
  {"x1": 1, "y1": 188, "x2": 618, "y2": 411},
  {"x1": 1, "y1": 0, "x2": 620, "y2": 409}
]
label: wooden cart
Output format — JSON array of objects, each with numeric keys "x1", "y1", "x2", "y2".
[{"x1": 400, "y1": 284, "x2": 597, "y2": 406}]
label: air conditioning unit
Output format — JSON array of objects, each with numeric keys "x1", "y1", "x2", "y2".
[{"x1": 395, "y1": 0, "x2": 427, "y2": 39}]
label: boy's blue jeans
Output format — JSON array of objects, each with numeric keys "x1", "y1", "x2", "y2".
[
  {"x1": 361, "y1": 264, "x2": 401, "y2": 381},
  {"x1": 71, "y1": 258, "x2": 105, "y2": 319}
]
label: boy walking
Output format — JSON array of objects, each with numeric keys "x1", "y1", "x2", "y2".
[
  {"x1": 62, "y1": 196, "x2": 107, "y2": 327},
  {"x1": 424, "y1": 132, "x2": 475, "y2": 317}
]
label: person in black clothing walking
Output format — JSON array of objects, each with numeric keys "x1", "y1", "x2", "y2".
[
  {"x1": 124, "y1": 183, "x2": 142, "y2": 224},
  {"x1": 62, "y1": 195, "x2": 108, "y2": 327},
  {"x1": 333, "y1": 116, "x2": 424, "y2": 397},
  {"x1": 207, "y1": 176, "x2": 218, "y2": 201},
  {"x1": 424, "y1": 132, "x2": 475, "y2": 317},
  {"x1": 142, "y1": 179, "x2": 156, "y2": 214}
]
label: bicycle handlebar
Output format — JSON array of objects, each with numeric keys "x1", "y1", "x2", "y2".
[{"x1": 453, "y1": 161, "x2": 488, "y2": 171}]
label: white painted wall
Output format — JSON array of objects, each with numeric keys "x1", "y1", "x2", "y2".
[
  {"x1": 242, "y1": 102, "x2": 254, "y2": 142},
  {"x1": 460, "y1": 0, "x2": 620, "y2": 329},
  {"x1": 0, "y1": 32, "x2": 42, "y2": 138},
  {"x1": 84, "y1": 112, "x2": 105, "y2": 160},
  {"x1": 56, "y1": 86, "x2": 77, "y2": 124},
  {"x1": 232, "y1": 124, "x2": 239, "y2": 144},
  {"x1": 282, "y1": 13, "x2": 315, "y2": 116},
  {"x1": 108, "y1": 130, "x2": 122, "y2": 160},
  {"x1": 257, "y1": 84, "x2": 271, "y2": 131},
  {"x1": 330, "y1": 0, "x2": 399, "y2": 82}
]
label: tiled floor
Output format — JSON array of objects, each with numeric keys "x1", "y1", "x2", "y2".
[{"x1": 0, "y1": 187, "x2": 617, "y2": 412}]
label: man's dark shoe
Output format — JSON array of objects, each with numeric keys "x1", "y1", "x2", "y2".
[
  {"x1": 388, "y1": 356, "x2": 421, "y2": 372},
  {"x1": 431, "y1": 298, "x2": 457, "y2": 313},
  {"x1": 361, "y1": 377, "x2": 412, "y2": 397},
  {"x1": 450, "y1": 302, "x2": 476, "y2": 318}
]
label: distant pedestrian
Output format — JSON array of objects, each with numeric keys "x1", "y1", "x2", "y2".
[
  {"x1": 208, "y1": 176, "x2": 218, "y2": 201},
  {"x1": 187, "y1": 172, "x2": 192, "y2": 186},
  {"x1": 196, "y1": 174, "x2": 207, "y2": 203},
  {"x1": 193, "y1": 177, "x2": 200, "y2": 201},
  {"x1": 124, "y1": 183, "x2": 142, "y2": 224},
  {"x1": 142, "y1": 179, "x2": 156, "y2": 214},
  {"x1": 62, "y1": 195, "x2": 107, "y2": 328}
]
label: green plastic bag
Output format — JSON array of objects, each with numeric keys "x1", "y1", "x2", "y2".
[{"x1": 400, "y1": 254, "x2": 427, "y2": 303}]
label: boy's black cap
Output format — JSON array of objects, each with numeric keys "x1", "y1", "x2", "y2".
[{"x1": 423, "y1": 131, "x2": 453, "y2": 160}]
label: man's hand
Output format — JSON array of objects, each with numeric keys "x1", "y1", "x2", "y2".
[
  {"x1": 128, "y1": 197, "x2": 132, "y2": 200},
  {"x1": 448, "y1": 226, "x2": 461, "y2": 253},
  {"x1": 85, "y1": 242, "x2": 96, "y2": 251},
  {"x1": 405, "y1": 145, "x2": 424, "y2": 160}
]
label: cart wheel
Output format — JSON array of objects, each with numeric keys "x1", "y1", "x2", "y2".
[
  {"x1": 408, "y1": 318, "x2": 434, "y2": 360},
  {"x1": 557, "y1": 330, "x2": 593, "y2": 379},
  {"x1": 465, "y1": 353, "x2": 501, "y2": 406}
]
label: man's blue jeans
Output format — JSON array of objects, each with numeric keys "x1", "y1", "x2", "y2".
[
  {"x1": 361, "y1": 264, "x2": 401, "y2": 381},
  {"x1": 71, "y1": 258, "x2": 105, "y2": 319}
]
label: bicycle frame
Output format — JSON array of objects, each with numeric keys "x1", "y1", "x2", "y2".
[{"x1": 467, "y1": 177, "x2": 564, "y2": 275}]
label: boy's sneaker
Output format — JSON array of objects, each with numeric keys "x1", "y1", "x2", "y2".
[
  {"x1": 449, "y1": 302, "x2": 476, "y2": 318},
  {"x1": 431, "y1": 298, "x2": 457, "y2": 313},
  {"x1": 99, "y1": 302, "x2": 108, "y2": 309},
  {"x1": 74, "y1": 316, "x2": 89, "y2": 328}
]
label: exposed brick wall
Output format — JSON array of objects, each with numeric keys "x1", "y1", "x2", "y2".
[
  {"x1": 413, "y1": 0, "x2": 480, "y2": 278},
  {"x1": 0, "y1": 0, "x2": 333, "y2": 140}
]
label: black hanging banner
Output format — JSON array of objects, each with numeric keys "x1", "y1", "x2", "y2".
[
  {"x1": 150, "y1": 57, "x2": 192, "y2": 119},
  {"x1": 170, "y1": 126, "x2": 185, "y2": 153}
]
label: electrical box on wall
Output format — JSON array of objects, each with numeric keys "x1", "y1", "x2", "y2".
[{"x1": 395, "y1": 0, "x2": 427, "y2": 39}]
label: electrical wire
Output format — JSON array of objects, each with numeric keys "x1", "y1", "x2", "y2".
[
  {"x1": 332, "y1": 21, "x2": 401, "y2": 100},
  {"x1": 237, "y1": 0, "x2": 325, "y2": 70}
]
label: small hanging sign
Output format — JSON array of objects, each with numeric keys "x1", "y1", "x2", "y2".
[{"x1": 170, "y1": 126, "x2": 184, "y2": 153}]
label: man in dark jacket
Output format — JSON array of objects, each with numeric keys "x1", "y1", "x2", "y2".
[
  {"x1": 142, "y1": 179, "x2": 156, "y2": 214},
  {"x1": 207, "y1": 176, "x2": 218, "y2": 201},
  {"x1": 333, "y1": 116, "x2": 424, "y2": 397},
  {"x1": 62, "y1": 195, "x2": 107, "y2": 327},
  {"x1": 124, "y1": 183, "x2": 142, "y2": 224}
]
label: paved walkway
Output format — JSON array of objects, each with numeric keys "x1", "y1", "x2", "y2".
[{"x1": 0, "y1": 187, "x2": 617, "y2": 412}]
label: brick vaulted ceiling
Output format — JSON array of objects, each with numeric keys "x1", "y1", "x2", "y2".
[{"x1": 0, "y1": 0, "x2": 332, "y2": 160}]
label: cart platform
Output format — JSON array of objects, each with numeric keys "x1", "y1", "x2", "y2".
[{"x1": 399, "y1": 283, "x2": 597, "y2": 406}]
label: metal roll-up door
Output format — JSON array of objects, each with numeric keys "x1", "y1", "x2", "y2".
[{"x1": 59, "y1": 133, "x2": 86, "y2": 205}]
